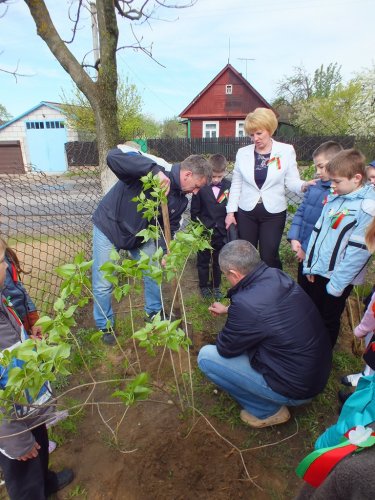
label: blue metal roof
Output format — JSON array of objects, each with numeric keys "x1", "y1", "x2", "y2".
[{"x1": 0, "y1": 101, "x2": 65, "y2": 130}]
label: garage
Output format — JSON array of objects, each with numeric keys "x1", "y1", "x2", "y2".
[{"x1": 0, "y1": 141, "x2": 25, "y2": 174}]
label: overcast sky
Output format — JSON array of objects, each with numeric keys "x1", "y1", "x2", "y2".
[{"x1": 0, "y1": 0, "x2": 374, "y2": 122}]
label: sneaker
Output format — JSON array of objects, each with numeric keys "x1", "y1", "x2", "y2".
[
  {"x1": 341, "y1": 371, "x2": 364, "y2": 387},
  {"x1": 48, "y1": 440, "x2": 57, "y2": 454},
  {"x1": 47, "y1": 468, "x2": 74, "y2": 495},
  {"x1": 145, "y1": 311, "x2": 169, "y2": 323},
  {"x1": 240, "y1": 406, "x2": 290, "y2": 428},
  {"x1": 213, "y1": 288, "x2": 223, "y2": 300},
  {"x1": 100, "y1": 328, "x2": 116, "y2": 345},
  {"x1": 200, "y1": 287, "x2": 212, "y2": 299}
]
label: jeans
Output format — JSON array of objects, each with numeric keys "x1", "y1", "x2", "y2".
[
  {"x1": 198, "y1": 345, "x2": 310, "y2": 419},
  {"x1": 92, "y1": 225, "x2": 162, "y2": 330}
]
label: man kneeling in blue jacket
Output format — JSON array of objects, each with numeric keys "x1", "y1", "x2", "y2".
[{"x1": 198, "y1": 240, "x2": 332, "y2": 428}]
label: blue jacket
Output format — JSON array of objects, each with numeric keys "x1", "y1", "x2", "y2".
[
  {"x1": 216, "y1": 262, "x2": 332, "y2": 400},
  {"x1": 303, "y1": 184, "x2": 375, "y2": 296},
  {"x1": 287, "y1": 179, "x2": 331, "y2": 251},
  {"x1": 3, "y1": 254, "x2": 37, "y2": 321},
  {"x1": 93, "y1": 149, "x2": 189, "y2": 251}
]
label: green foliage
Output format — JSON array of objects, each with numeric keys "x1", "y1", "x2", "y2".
[
  {"x1": 0, "y1": 103, "x2": 12, "y2": 121},
  {"x1": 112, "y1": 372, "x2": 151, "y2": 405},
  {"x1": 160, "y1": 116, "x2": 186, "y2": 138},
  {"x1": 300, "y1": 163, "x2": 316, "y2": 181},
  {"x1": 61, "y1": 78, "x2": 159, "y2": 140},
  {"x1": 133, "y1": 316, "x2": 191, "y2": 355}
]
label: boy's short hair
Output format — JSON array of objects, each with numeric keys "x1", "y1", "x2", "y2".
[
  {"x1": 313, "y1": 141, "x2": 343, "y2": 161},
  {"x1": 181, "y1": 154, "x2": 212, "y2": 182},
  {"x1": 209, "y1": 154, "x2": 227, "y2": 173},
  {"x1": 326, "y1": 148, "x2": 366, "y2": 180}
]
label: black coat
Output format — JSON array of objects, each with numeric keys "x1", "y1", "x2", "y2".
[
  {"x1": 190, "y1": 178, "x2": 231, "y2": 248},
  {"x1": 216, "y1": 262, "x2": 332, "y2": 400},
  {"x1": 93, "y1": 149, "x2": 188, "y2": 250}
]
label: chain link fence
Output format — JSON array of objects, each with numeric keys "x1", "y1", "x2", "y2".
[{"x1": 1, "y1": 135, "x2": 374, "y2": 313}]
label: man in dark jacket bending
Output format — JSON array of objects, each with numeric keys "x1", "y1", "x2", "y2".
[
  {"x1": 198, "y1": 240, "x2": 332, "y2": 428},
  {"x1": 92, "y1": 146, "x2": 211, "y2": 344}
]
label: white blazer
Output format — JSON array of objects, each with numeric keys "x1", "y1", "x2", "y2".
[{"x1": 226, "y1": 140, "x2": 304, "y2": 214}]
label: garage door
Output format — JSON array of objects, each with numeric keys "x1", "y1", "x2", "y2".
[{"x1": 0, "y1": 141, "x2": 25, "y2": 174}]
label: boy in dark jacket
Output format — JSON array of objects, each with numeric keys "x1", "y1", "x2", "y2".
[
  {"x1": 191, "y1": 154, "x2": 231, "y2": 299},
  {"x1": 288, "y1": 141, "x2": 343, "y2": 293},
  {"x1": 198, "y1": 240, "x2": 331, "y2": 429}
]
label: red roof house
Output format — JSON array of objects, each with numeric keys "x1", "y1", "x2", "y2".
[{"x1": 179, "y1": 64, "x2": 272, "y2": 139}]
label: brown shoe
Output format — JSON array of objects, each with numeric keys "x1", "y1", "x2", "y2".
[{"x1": 240, "y1": 405, "x2": 290, "y2": 428}]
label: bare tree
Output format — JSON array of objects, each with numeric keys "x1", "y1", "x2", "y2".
[{"x1": 3, "y1": 0, "x2": 196, "y2": 191}]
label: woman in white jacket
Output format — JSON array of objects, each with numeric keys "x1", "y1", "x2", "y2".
[{"x1": 225, "y1": 108, "x2": 309, "y2": 268}]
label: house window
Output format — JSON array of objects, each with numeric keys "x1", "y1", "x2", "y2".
[
  {"x1": 225, "y1": 84, "x2": 233, "y2": 95},
  {"x1": 203, "y1": 121, "x2": 219, "y2": 138},
  {"x1": 236, "y1": 120, "x2": 245, "y2": 137}
]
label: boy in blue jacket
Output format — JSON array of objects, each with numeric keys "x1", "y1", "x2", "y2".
[
  {"x1": 288, "y1": 141, "x2": 343, "y2": 294},
  {"x1": 303, "y1": 149, "x2": 375, "y2": 347}
]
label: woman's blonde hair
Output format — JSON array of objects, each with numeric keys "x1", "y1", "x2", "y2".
[
  {"x1": 244, "y1": 108, "x2": 278, "y2": 136},
  {"x1": 366, "y1": 219, "x2": 375, "y2": 253}
]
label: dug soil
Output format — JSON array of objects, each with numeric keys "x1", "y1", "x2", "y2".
[{"x1": 3, "y1": 260, "x2": 366, "y2": 500}]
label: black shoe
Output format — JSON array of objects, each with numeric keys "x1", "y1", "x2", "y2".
[
  {"x1": 100, "y1": 329, "x2": 116, "y2": 345},
  {"x1": 47, "y1": 468, "x2": 74, "y2": 494},
  {"x1": 200, "y1": 287, "x2": 212, "y2": 299},
  {"x1": 213, "y1": 288, "x2": 223, "y2": 300}
]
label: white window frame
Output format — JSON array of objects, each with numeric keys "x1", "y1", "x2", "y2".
[
  {"x1": 202, "y1": 121, "x2": 219, "y2": 138},
  {"x1": 236, "y1": 120, "x2": 245, "y2": 137},
  {"x1": 225, "y1": 84, "x2": 233, "y2": 95}
]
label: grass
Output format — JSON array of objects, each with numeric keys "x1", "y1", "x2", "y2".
[{"x1": 48, "y1": 398, "x2": 86, "y2": 446}]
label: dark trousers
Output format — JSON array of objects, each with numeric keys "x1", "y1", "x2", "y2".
[
  {"x1": 306, "y1": 275, "x2": 353, "y2": 347},
  {"x1": 237, "y1": 205, "x2": 286, "y2": 269},
  {"x1": 297, "y1": 262, "x2": 314, "y2": 295},
  {"x1": 0, "y1": 424, "x2": 58, "y2": 500},
  {"x1": 197, "y1": 247, "x2": 221, "y2": 289}
]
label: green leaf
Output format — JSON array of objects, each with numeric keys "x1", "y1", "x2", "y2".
[{"x1": 110, "y1": 248, "x2": 120, "y2": 261}]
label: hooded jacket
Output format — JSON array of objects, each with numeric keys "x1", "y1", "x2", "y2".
[
  {"x1": 0, "y1": 294, "x2": 53, "y2": 459},
  {"x1": 92, "y1": 149, "x2": 189, "y2": 251},
  {"x1": 216, "y1": 262, "x2": 332, "y2": 400},
  {"x1": 303, "y1": 184, "x2": 375, "y2": 296},
  {"x1": 287, "y1": 179, "x2": 332, "y2": 252}
]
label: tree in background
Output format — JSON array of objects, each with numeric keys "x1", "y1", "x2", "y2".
[
  {"x1": 275, "y1": 63, "x2": 375, "y2": 137},
  {"x1": 160, "y1": 117, "x2": 186, "y2": 138},
  {"x1": 277, "y1": 63, "x2": 342, "y2": 105},
  {"x1": 61, "y1": 78, "x2": 160, "y2": 140},
  {"x1": 6, "y1": 0, "x2": 196, "y2": 191},
  {"x1": 0, "y1": 103, "x2": 12, "y2": 122}
]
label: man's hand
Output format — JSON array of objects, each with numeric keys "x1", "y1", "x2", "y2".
[
  {"x1": 208, "y1": 302, "x2": 229, "y2": 317},
  {"x1": 225, "y1": 213, "x2": 237, "y2": 230},
  {"x1": 306, "y1": 275, "x2": 315, "y2": 283},
  {"x1": 17, "y1": 442, "x2": 40, "y2": 461},
  {"x1": 290, "y1": 240, "x2": 306, "y2": 263},
  {"x1": 157, "y1": 171, "x2": 171, "y2": 195}
]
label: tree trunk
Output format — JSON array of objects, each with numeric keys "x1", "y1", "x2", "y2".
[{"x1": 24, "y1": 0, "x2": 120, "y2": 193}]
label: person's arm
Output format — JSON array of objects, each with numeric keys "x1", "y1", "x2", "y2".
[
  {"x1": 0, "y1": 415, "x2": 36, "y2": 460},
  {"x1": 225, "y1": 153, "x2": 243, "y2": 216},
  {"x1": 287, "y1": 189, "x2": 310, "y2": 243},
  {"x1": 190, "y1": 192, "x2": 201, "y2": 222},
  {"x1": 283, "y1": 145, "x2": 305, "y2": 194},
  {"x1": 327, "y1": 209, "x2": 374, "y2": 297},
  {"x1": 354, "y1": 292, "x2": 375, "y2": 337},
  {"x1": 215, "y1": 298, "x2": 265, "y2": 358},
  {"x1": 107, "y1": 148, "x2": 163, "y2": 181}
]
